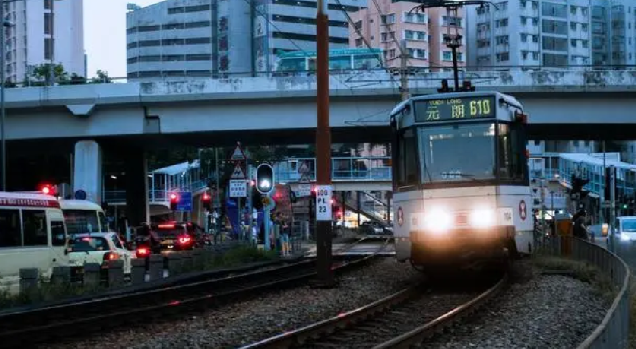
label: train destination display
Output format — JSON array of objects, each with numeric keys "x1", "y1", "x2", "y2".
[{"x1": 414, "y1": 96, "x2": 496, "y2": 122}]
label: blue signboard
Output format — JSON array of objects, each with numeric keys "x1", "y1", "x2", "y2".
[{"x1": 177, "y1": 191, "x2": 192, "y2": 212}]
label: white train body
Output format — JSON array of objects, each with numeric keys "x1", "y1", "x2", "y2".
[{"x1": 390, "y1": 91, "x2": 533, "y2": 268}]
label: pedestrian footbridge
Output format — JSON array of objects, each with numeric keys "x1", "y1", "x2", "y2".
[{"x1": 103, "y1": 156, "x2": 392, "y2": 221}]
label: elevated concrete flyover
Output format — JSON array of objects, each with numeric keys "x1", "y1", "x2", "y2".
[{"x1": 3, "y1": 68, "x2": 636, "y2": 145}]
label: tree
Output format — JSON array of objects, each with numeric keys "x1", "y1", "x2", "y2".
[
  {"x1": 28, "y1": 63, "x2": 68, "y2": 85},
  {"x1": 91, "y1": 70, "x2": 112, "y2": 84}
]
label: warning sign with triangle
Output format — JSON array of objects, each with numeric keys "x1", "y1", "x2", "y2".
[
  {"x1": 298, "y1": 161, "x2": 310, "y2": 174},
  {"x1": 231, "y1": 164, "x2": 246, "y2": 179},
  {"x1": 300, "y1": 173, "x2": 312, "y2": 183},
  {"x1": 230, "y1": 145, "x2": 246, "y2": 161}
]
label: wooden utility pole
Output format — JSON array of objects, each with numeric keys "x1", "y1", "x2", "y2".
[{"x1": 314, "y1": 0, "x2": 334, "y2": 288}]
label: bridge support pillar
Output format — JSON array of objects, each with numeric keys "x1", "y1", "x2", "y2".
[
  {"x1": 124, "y1": 148, "x2": 149, "y2": 226},
  {"x1": 73, "y1": 140, "x2": 102, "y2": 203}
]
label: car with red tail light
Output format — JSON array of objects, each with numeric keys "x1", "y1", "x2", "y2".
[
  {"x1": 67, "y1": 233, "x2": 133, "y2": 280},
  {"x1": 151, "y1": 222, "x2": 203, "y2": 252}
]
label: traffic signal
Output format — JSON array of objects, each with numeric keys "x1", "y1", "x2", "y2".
[
  {"x1": 256, "y1": 164, "x2": 274, "y2": 194},
  {"x1": 170, "y1": 192, "x2": 179, "y2": 211},
  {"x1": 571, "y1": 175, "x2": 589, "y2": 199},
  {"x1": 604, "y1": 167, "x2": 619, "y2": 201},
  {"x1": 202, "y1": 192, "x2": 211, "y2": 211},
  {"x1": 460, "y1": 80, "x2": 475, "y2": 92},
  {"x1": 437, "y1": 79, "x2": 452, "y2": 93}
]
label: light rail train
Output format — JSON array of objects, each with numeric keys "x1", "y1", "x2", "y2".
[{"x1": 390, "y1": 91, "x2": 532, "y2": 271}]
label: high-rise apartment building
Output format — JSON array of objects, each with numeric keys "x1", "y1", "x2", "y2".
[
  {"x1": 3, "y1": 0, "x2": 84, "y2": 83},
  {"x1": 348, "y1": 0, "x2": 466, "y2": 71},
  {"x1": 126, "y1": 0, "x2": 363, "y2": 80},
  {"x1": 466, "y1": 0, "x2": 636, "y2": 69}
]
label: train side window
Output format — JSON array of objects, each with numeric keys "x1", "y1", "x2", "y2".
[
  {"x1": 0, "y1": 209, "x2": 21, "y2": 247},
  {"x1": 397, "y1": 128, "x2": 419, "y2": 187},
  {"x1": 22, "y1": 210, "x2": 48, "y2": 246},
  {"x1": 497, "y1": 124, "x2": 524, "y2": 181},
  {"x1": 50, "y1": 221, "x2": 66, "y2": 246}
]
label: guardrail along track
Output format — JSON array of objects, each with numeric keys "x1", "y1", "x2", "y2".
[
  {"x1": 242, "y1": 272, "x2": 506, "y2": 349},
  {"x1": 0, "y1": 240, "x2": 390, "y2": 348}
]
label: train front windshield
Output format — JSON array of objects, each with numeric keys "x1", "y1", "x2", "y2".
[
  {"x1": 418, "y1": 123, "x2": 495, "y2": 182},
  {"x1": 396, "y1": 122, "x2": 525, "y2": 188}
]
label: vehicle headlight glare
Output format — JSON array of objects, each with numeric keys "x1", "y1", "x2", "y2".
[
  {"x1": 425, "y1": 209, "x2": 452, "y2": 233},
  {"x1": 620, "y1": 234, "x2": 630, "y2": 242},
  {"x1": 470, "y1": 209, "x2": 495, "y2": 228}
]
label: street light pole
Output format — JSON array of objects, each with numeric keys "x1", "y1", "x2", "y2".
[{"x1": 314, "y1": 0, "x2": 334, "y2": 288}]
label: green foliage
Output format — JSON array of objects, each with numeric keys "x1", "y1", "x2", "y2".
[
  {"x1": 0, "y1": 280, "x2": 104, "y2": 310},
  {"x1": 90, "y1": 70, "x2": 112, "y2": 84},
  {"x1": 204, "y1": 244, "x2": 277, "y2": 269},
  {"x1": 28, "y1": 63, "x2": 68, "y2": 85}
]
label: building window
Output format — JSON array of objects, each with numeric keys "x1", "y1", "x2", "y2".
[
  {"x1": 496, "y1": 52, "x2": 509, "y2": 62},
  {"x1": 44, "y1": 13, "x2": 52, "y2": 35},
  {"x1": 442, "y1": 51, "x2": 452, "y2": 61},
  {"x1": 44, "y1": 38, "x2": 53, "y2": 60},
  {"x1": 381, "y1": 14, "x2": 396, "y2": 24}
]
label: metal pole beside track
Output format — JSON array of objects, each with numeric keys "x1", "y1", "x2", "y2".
[{"x1": 314, "y1": 0, "x2": 334, "y2": 288}]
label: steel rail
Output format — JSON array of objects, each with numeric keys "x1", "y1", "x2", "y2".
[
  {"x1": 373, "y1": 273, "x2": 508, "y2": 349},
  {"x1": 241, "y1": 270, "x2": 507, "y2": 349},
  {"x1": 0, "y1": 238, "x2": 390, "y2": 348}
]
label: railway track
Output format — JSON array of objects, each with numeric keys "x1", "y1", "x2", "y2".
[
  {"x1": 0, "y1": 238, "x2": 390, "y2": 348},
  {"x1": 241, "y1": 271, "x2": 507, "y2": 349}
]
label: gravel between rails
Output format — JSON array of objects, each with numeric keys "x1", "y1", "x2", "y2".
[
  {"x1": 303, "y1": 292, "x2": 478, "y2": 349},
  {"x1": 424, "y1": 261, "x2": 611, "y2": 349},
  {"x1": 46, "y1": 258, "x2": 420, "y2": 349}
]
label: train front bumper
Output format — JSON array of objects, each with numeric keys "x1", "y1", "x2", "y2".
[{"x1": 409, "y1": 226, "x2": 512, "y2": 263}]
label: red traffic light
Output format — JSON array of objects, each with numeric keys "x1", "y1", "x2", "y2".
[
  {"x1": 170, "y1": 193, "x2": 179, "y2": 202},
  {"x1": 202, "y1": 193, "x2": 211, "y2": 201}
]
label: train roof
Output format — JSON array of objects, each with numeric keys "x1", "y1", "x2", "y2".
[{"x1": 390, "y1": 91, "x2": 523, "y2": 119}]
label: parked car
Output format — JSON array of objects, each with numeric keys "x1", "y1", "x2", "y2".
[{"x1": 67, "y1": 232, "x2": 133, "y2": 280}]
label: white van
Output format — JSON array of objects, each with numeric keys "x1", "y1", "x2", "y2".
[
  {"x1": 615, "y1": 216, "x2": 636, "y2": 242},
  {"x1": 0, "y1": 192, "x2": 69, "y2": 284},
  {"x1": 59, "y1": 200, "x2": 109, "y2": 235}
]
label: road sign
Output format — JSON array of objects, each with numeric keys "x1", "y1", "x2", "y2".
[
  {"x1": 231, "y1": 164, "x2": 246, "y2": 179},
  {"x1": 177, "y1": 191, "x2": 193, "y2": 212},
  {"x1": 299, "y1": 161, "x2": 311, "y2": 183},
  {"x1": 296, "y1": 184, "x2": 312, "y2": 197},
  {"x1": 229, "y1": 180, "x2": 248, "y2": 197},
  {"x1": 315, "y1": 185, "x2": 333, "y2": 221},
  {"x1": 230, "y1": 144, "x2": 246, "y2": 162},
  {"x1": 74, "y1": 190, "x2": 87, "y2": 200}
]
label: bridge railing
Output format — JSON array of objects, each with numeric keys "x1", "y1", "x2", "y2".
[
  {"x1": 536, "y1": 237, "x2": 630, "y2": 349},
  {"x1": 276, "y1": 156, "x2": 392, "y2": 182},
  {"x1": 34, "y1": 65, "x2": 636, "y2": 86}
]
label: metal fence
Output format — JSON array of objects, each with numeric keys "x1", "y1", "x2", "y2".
[{"x1": 536, "y1": 237, "x2": 631, "y2": 349}]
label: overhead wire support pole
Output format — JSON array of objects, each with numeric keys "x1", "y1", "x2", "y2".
[
  {"x1": 0, "y1": 0, "x2": 5, "y2": 191},
  {"x1": 399, "y1": 40, "x2": 409, "y2": 101},
  {"x1": 314, "y1": 0, "x2": 334, "y2": 288}
]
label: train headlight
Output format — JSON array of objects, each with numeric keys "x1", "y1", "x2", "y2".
[
  {"x1": 424, "y1": 209, "x2": 452, "y2": 233},
  {"x1": 469, "y1": 209, "x2": 495, "y2": 228}
]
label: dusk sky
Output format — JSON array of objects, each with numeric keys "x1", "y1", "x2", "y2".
[{"x1": 84, "y1": 0, "x2": 162, "y2": 79}]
